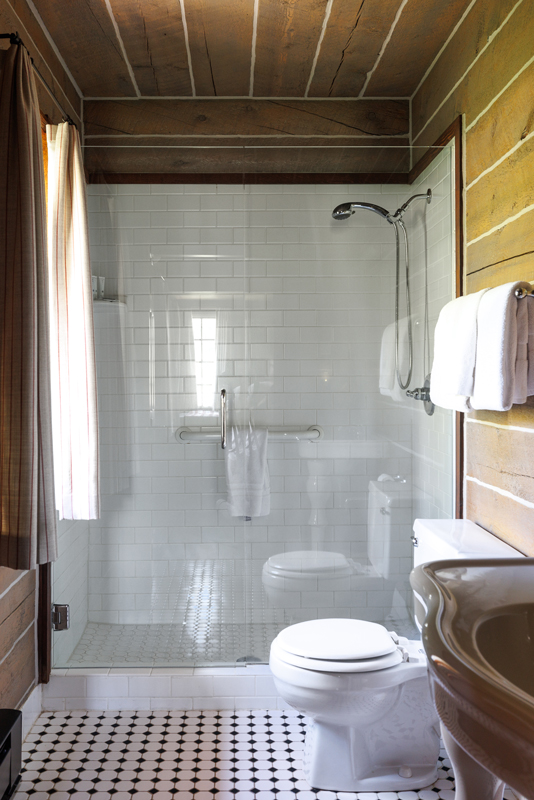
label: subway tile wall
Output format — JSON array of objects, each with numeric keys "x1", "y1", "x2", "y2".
[
  {"x1": 52, "y1": 169, "x2": 454, "y2": 665},
  {"x1": 52, "y1": 519, "x2": 89, "y2": 666}
]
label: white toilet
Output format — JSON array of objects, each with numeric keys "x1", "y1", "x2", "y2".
[
  {"x1": 269, "y1": 518, "x2": 522, "y2": 792},
  {"x1": 262, "y1": 478, "x2": 411, "y2": 621}
]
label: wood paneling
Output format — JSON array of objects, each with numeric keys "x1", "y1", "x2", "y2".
[
  {"x1": 466, "y1": 479, "x2": 534, "y2": 556},
  {"x1": 466, "y1": 253, "x2": 534, "y2": 288},
  {"x1": 308, "y1": 0, "x2": 403, "y2": 98},
  {"x1": 185, "y1": 0, "x2": 254, "y2": 97},
  {"x1": 0, "y1": 0, "x2": 81, "y2": 123},
  {"x1": 34, "y1": 0, "x2": 136, "y2": 97},
  {"x1": 414, "y1": 0, "x2": 534, "y2": 542},
  {"x1": 466, "y1": 61, "x2": 534, "y2": 186},
  {"x1": 0, "y1": 588, "x2": 35, "y2": 656},
  {"x1": 84, "y1": 143, "x2": 410, "y2": 176},
  {"x1": 0, "y1": 566, "x2": 24, "y2": 596},
  {"x1": 0, "y1": 570, "x2": 35, "y2": 626},
  {"x1": 466, "y1": 211, "x2": 534, "y2": 277},
  {"x1": 364, "y1": 0, "x2": 472, "y2": 97},
  {"x1": 0, "y1": 626, "x2": 35, "y2": 708},
  {"x1": 84, "y1": 98, "x2": 409, "y2": 136},
  {"x1": 466, "y1": 137, "x2": 534, "y2": 244},
  {"x1": 108, "y1": 0, "x2": 191, "y2": 96},
  {"x1": 412, "y1": 0, "x2": 517, "y2": 141},
  {"x1": 466, "y1": 422, "x2": 534, "y2": 504},
  {"x1": 412, "y1": 0, "x2": 534, "y2": 146},
  {"x1": 253, "y1": 0, "x2": 328, "y2": 97},
  {"x1": 0, "y1": 570, "x2": 36, "y2": 708}
]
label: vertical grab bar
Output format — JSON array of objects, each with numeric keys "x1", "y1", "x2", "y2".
[{"x1": 220, "y1": 389, "x2": 227, "y2": 449}]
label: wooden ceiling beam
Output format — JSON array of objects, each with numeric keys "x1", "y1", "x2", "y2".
[{"x1": 84, "y1": 98, "x2": 409, "y2": 137}]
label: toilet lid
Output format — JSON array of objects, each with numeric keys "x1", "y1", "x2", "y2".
[
  {"x1": 275, "y1": 619, "x2": 397, "y2": 661},
  {"x1": 271, "y1": 636, "x2": 403, "y2": 673},
  {"x1": 265, "y1": 551, "x2": 353, "y2": 577}
]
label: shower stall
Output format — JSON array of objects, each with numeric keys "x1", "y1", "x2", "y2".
[{"x1": 51, "y1": 144, "x2": 456, "y2": 669}]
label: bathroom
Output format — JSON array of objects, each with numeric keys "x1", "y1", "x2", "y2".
[{"x1": 0, "y1": 1, "x2": 533, "y2": 799}]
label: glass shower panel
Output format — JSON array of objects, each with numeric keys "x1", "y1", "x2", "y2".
[{"x1": 51, "y1": 144, "x2": 455, "y2": 669}]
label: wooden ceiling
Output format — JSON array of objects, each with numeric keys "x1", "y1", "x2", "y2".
[
  {"x1": 27, "y1": 0, "x2": 473, "y2": 175},
  {"x1": 33, "y1": 0, "x2": 471, "y2": 98}
]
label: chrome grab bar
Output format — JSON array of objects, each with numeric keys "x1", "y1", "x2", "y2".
[{"x1": 220, "y1": 389, "x2": 227, "y2": 450}]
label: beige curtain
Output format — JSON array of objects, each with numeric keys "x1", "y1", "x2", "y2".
[
  {"x1": 0, "y1": 44, "x2": 58, "y2": 568},
  {"x1": 47, "y1": 122, "x2": 100, "y2": 520}
]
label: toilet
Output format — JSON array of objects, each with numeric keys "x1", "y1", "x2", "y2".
[
  {"x1": 269, "y1": 518, "x2": 522, "y2": 792},
  {"x1": 262, "y1": 477, "x2": 411, "y2": 622}
]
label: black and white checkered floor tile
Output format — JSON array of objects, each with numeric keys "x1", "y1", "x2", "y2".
[{"x1": 15, "y1": 710, "x2": 517, "y2": 800}]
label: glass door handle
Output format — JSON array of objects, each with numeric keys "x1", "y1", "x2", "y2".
[{"x1": 220, "y1": 389, "x2": 227, "y2": 449}]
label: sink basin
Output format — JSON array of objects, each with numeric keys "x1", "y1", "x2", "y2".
[{"x1": 410, "y1": 558, "x2": 534, "y2": 800}]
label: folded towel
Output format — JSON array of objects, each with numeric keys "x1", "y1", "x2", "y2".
[
  {"x1": 514, "y1": 293, "x2": 529, "y2": 404},
  {"x1": 430, "y1": 288, "x2": 489, "y2": 411},
  {"x1": 527, "y1": 297, "x2": 534, "y2": 397},
  {"x1": 224, "y1": 426, "x2": 270, "y2": 518},
  {"x1": 470, "y1": 281, "x2": 532, "y2": 412},
  {"x1": 379, "y1": 318, "x2": 409, "y2": 401}
]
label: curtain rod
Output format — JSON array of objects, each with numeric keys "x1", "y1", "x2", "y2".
[{"x1": 0, "y1": 32, "x2": 77, "y2": 128}]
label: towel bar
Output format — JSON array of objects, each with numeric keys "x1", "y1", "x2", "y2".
[
  {"x1": 515, "y1": 285, "x2": 534, "y2": 298},
  {"x1": 175, "y1": 425, "x2": 324, "y2": 444}
]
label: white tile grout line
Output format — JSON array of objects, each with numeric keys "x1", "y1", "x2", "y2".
[
  {"x1": 179, "y1": 0, "x2": 196, "y2": 97},
  {"x1": 466, "y1": 474, "x2": 534, "y2": 510},
  {"x1": 102, "y1": 0, "x2": 141, "y2": 98},
  {"x1": 304, "y1": 0, "x2": 335, "y2": 98},
  {"x1": 413, "y1": 0, "x2": 526, "y2": 145},
  {"x1": 248, "y1": 0, "x2": 259, "y2": 98},
  {"x1": 358, "y1": 0, "x2": 409, "y2": 98}
]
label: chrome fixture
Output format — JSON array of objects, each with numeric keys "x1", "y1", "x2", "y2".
[
  {"x1": 220, "y1": 389, "x2": 227, "y2": 449},
  {"x1": 406, "y1": 374, "x2": 435, "y2": 416},
  {"x1": 52, "y1": 603, "x2": 70, "y2": 631},
  {"x1": 332, "y1": 189, "x2": 432, "y2": 390},
  {"x1": 176, "y1": 424, "x2": 324, "y2": 444}
]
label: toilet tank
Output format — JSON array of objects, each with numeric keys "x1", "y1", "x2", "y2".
[
  {"x1": 412, "y1": 518, "x2": 521, "y2": 568},
  {"x1": 368, "y1": 478, "x2": 412, "y2": 579},
  {"x1": 412, "y1": 518, "x2": 523, "y2": 629}
]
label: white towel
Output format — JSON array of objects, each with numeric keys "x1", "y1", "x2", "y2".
[
  {"x1": 430, "y1": 288, "x2": 488, "y2": 412},
  {"x1": 527, "y1": 297, "x2": 534, "y2": 396},
  {"x1": 379, "y1": 318, "x2": 409, "y2": 402},
  {"x1": 470, "y1": 281, "x2": 532, "y2": 412},
  {"x1": 224, "y1": 426, "x2": 270, "y2": 518}
]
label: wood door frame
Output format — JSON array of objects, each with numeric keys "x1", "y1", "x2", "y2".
[{"x1": 38, "y1": 117, "x2": 465, "y2": 683}]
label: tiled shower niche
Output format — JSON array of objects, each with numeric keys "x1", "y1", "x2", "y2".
[{"x1": 53, "y1": 150, "x2": 455, "y2": 668}]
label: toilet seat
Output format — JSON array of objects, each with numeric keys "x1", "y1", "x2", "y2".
[
  {"x1": 272, "y1": 618, "x2": 404, "y2": 673},
  {"x1": 264, "y1": 550, "x2": 354, "y2": 580}
]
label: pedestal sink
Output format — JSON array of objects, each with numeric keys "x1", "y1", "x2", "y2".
[{"x1": 410, "y1": 558, "x2": 534, "y2": 800}]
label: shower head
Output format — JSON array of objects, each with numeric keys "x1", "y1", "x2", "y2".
[{"x1": 332, "y1": 201, "x2": 393, "y2": 222}]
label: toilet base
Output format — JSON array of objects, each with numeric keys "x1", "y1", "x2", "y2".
[{"x1": 303, "y1": 714, "x2": 439, "y2": 792}]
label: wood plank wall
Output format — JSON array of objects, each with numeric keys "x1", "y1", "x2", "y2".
[
  {"x1": 0, "y1": 0, "x2": 82, "y2": 125},
  {"x1": 0, "y1": 0, "x2": 81, "y2": 704},
  {"x1": 0, "y1": 569, "x2": 37, "y2": 708},
  {"x1": 413, "y1": 0, "x2": 534, "y2": 553}
]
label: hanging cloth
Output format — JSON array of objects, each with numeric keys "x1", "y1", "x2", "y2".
[
  {"x1": 0, "y1": 44, "x2": 58, "y2": 568},
  {"x1": 46, "y1": 122, "x2": 100, "y2": 519}
]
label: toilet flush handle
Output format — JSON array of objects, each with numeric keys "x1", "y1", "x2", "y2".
[{"x1": 410, "y1": 535, "x2": 418, "y2": 547}]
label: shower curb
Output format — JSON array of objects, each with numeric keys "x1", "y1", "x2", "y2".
[{"x1": 43, "y1": 666, "x2": 287, "y2": 711}]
